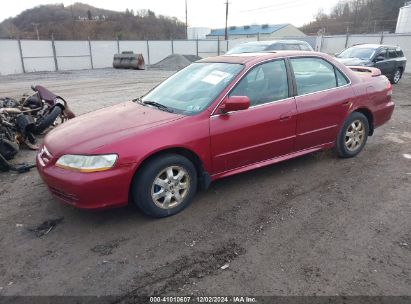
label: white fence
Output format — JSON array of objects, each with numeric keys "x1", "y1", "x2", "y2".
[
  {"x1": 0, "y1": 39, "x2": 240, "y2": 75},
  {"x1": 1, "y1": 34, "x2": 411, "y2": 75},
  {"x1": 0, "y1": 37, "x2": 315, "y2": 76}
]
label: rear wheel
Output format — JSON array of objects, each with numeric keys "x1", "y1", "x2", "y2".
[
  {"x1": 335, "y1": 112, "x2": 369, "y2": 158},
  {"x1": 391, "y1": 68, "x2": 402, "y2": 84},
  {"x1": 131, "y1": 153, "x2": 197, "y2": 217}
]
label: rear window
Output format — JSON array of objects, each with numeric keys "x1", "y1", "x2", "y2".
[
  {"x1": 299, "y1": 44, "x2": 312, "y2": 51},
  {"x1": 267, "y1": 43, "x2": 284, "y2": 50},
  {"x1": 226, "y1": 43, "x2": 270, "y2": 54},
  {"x1": 284, "y1": 44, "x2": 301, "y2": 50},
  {"x1": 388, "y1": 49, "x2": 398, "y2": 59},
  {"x1": 336, "y1": 69, "x2": 349, "y2": 86}
]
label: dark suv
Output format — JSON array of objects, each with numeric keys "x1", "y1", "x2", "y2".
[{"x1": 336, "y1": 44, "x2": 407, "y2": 84}]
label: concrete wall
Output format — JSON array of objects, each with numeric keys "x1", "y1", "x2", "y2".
[
  {"x1": 2, "y1": 34, "x2": 411, "y2": 75},
  {"x1": 0, "y1": 39, "x2": 228, "y2": 76},
  {"x1": 0, "y1": 40, "x2": 23, "y2": 75},
  {"x1": 55, "y1": 41, "x2": 91, "y2": 70},
  {"x1": 21, "y1": 40, "x2": 55, "y2": 73}
]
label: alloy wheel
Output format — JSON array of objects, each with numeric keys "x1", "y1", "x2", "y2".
[
  {"x1": 151, "y1": 166, "x2": 190, "y2": 209},
  {"x1": 345, "y1": 120, "x2": 365, "y2": 151},
  {"x1": 393, "y1": 70, "x2": 401, "y2": 84}
]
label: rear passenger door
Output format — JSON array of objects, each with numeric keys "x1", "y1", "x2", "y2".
[
  {"x1": 290, "y1": 57, "x2": 354, "y2": 151},
  {"x1": 374, "y1": 48, "x2": 391, "y2": 75},
  {"x1": 386, "y1": 48, "x2": 400, "y2": 77}
]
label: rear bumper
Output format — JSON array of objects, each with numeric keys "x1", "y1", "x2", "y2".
[
  {"x1": 374, "y1": 100, "x2": 395, "y2": 129},
  {"x1": 37, "y1": 155, "x2": 137, "y2": 210}
]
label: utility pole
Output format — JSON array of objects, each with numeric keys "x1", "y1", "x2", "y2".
[
  {"x1": 185, "y1": 0, "x2": 188, "y2": 39},
  {"x1": 70, "y1": 4, "x2": 75, "y2": 39},
  {"x1": 32, "y1": 23, "x2": 40, "y2": 40},
  {"x1": 224, "y1": 0, "x2": 229, "y2": 40}
]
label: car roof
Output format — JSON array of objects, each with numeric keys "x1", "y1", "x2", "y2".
[
  {"x1": 350, "y1": 43, "x2": 401, "y2": 49},
  {"x1": 198, "y1": 51, "x2": 322, "y2": 65}
]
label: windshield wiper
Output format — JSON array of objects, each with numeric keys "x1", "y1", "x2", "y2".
[
  {"x1": 132, "y1": 96, "x2": 143, "y2": 103},
  {"x1": 142, "y1": 100, "x2": 174, "y2": 113}
]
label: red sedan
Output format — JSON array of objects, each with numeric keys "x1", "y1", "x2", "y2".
[{"x1": 37, "y1": 51, "x2": 394, "y2": 217}]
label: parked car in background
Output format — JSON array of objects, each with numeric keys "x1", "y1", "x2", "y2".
[
  {"x1": 226, "y1": 40, "x2": 314, "y2": 54},
  {"x1": 37, "y1": 52, "x2": 394, "y2": 218},
  {"x1": 335, "y1": 44, "x2": 407, "y2": 84}
]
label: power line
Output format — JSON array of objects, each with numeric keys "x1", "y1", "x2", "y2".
[{"x1": 239, "y1": 0, "x2": 307, "y2": 13}]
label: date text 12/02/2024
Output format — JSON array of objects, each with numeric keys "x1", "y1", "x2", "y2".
[{"x1": 149, "y1": 296, "x2": 257, "y2": 303}]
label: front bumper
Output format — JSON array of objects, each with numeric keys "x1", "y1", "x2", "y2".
[{"x1": 36, "y1": 152, "x2": 137, "y2": 210}]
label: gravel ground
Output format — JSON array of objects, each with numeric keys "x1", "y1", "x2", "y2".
[{"x1": 0, "y1": 68, "x2": 410, "y2": 297}]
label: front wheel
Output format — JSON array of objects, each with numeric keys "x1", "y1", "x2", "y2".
[
  {"x1": 131, "y1": 154, "x2": 198, "y2": 218},
  {"x1": 335, "y1": 112, "x2": 369, "y2": 158}
]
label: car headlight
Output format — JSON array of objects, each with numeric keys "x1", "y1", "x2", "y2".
[{"x1": 55, "y1": 154, "x2": 118, "y2": 172}]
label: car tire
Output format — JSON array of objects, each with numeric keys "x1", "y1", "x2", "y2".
[
  {"x1": 32, "y1": 106, "x2": 62, "y2": 134},
  {"x1": 335, "y1": 112, "x2": 369, "y2": 158},
  {"x1": 390, "y1": 68, "x2": 402, "y2": 84},
  {"x1": 131, "y1": 153, "x2": 198, "y2": 218}
]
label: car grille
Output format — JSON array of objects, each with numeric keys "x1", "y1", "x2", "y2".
[{"x1": 49, "y1": 187, "x2": 79, "y2": 204}]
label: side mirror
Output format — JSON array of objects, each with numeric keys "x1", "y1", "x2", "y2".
[
  {"x1": 220, "y1": 96, "x2": 250, "y2": 114},
  {"x1": 374, "y1": 55, "x2": 385, "y2": 62},
  {"x1": 334, "y1": 52, "x2": 340, "y2": 57}
]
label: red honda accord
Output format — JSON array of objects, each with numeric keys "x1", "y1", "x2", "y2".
[{"x1": 37, "y1": 51, "x2": 394, "y2": 217}]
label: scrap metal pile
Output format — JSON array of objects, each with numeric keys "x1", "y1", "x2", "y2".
[{"x1": 0, "y1": 85, "x2": 75, "y2": 173}]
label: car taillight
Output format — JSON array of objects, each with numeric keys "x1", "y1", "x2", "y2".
[{"x1": 386, "y1": 80, "x2": 392, "y2": 97}]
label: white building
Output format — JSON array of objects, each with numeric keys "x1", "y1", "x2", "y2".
[
  {"x1": 396, "y1": 1, "x2": 411, "y2": 33},
  {"x1": 187, "y1": 27, "x2": 211, "y2": 40},
  {"x1": 206, "y1": 24, "x2": 306, "y2": 40}
]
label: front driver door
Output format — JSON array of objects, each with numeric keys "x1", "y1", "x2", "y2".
[{"x1": 210, "y1": 59, "x2": 297, "y2": 174}]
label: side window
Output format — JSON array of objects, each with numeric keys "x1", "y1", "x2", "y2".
[
  {"x1": 230, "y1": 60, "x2": 289, "y2": 106},
  {"x1": 335, "y1": 69, "x2": 349, "y2": 86},
  {"x1": 397, "y1": 50, "x2": 404, "y2": 57},
  {"x1": 388, "y1": 49, "x2": 398, "y2": 59},
  {"x1": 290, "y1": 57, "x2": 338, "y2": 95},
  {"x1": 377, "y1": 49, "x2": 387, "y2": 59}
]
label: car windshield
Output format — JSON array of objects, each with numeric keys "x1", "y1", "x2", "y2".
[
  {"x1": 141, "y1": 62, "x2": 243, "y2": 115},
  {"x1": 338, "y1": 47, "x2": 376, "y2": 59},
  {"x1": 226, "y1": 43, "x2": 269, "y2": 54}
]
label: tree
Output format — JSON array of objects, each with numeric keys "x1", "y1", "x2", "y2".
[
  {"x1": 0, "y1": 3, "x2": 186, "y2": 40},
  {"x1": 300, "y1": 0, "x2": 404, "y2": 35}
]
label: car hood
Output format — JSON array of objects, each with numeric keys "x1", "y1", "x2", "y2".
[
  {"x1": 336, "y1": 57, "x2": 372, "y2": 66},
  {"x1": 44, "y1": 101, "x2": 183, "y2": 155}
]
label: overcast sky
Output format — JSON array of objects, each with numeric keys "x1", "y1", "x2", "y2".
[{"x1": 0, "y1": 0, "x2": 340, "y2": 28}]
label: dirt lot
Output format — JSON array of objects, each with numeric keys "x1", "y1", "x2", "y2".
[{"x1": 0, "y1": 69, "x2": 410, "y2": 297}]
